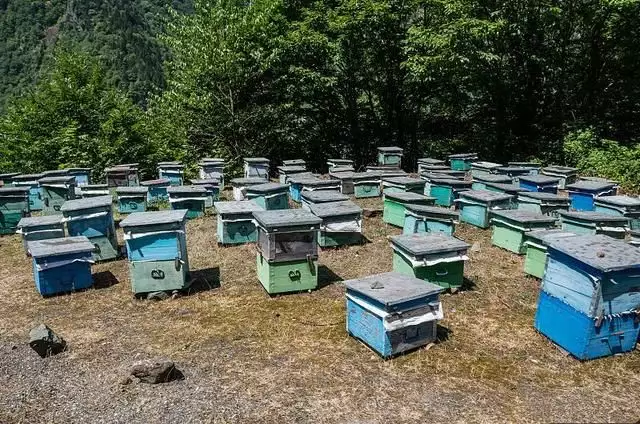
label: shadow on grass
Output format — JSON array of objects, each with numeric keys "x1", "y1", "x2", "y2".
[
  {"x1": 93, "y1": 270, "x2": 120, "y2": 289},
  {"x1": 187, "y1": 267, "x2": 221, "y2": 295},
  {"x1": 460, "y1": 276, "x2": 477, "y2": 292},
  {"x1": 317, "y1": 264, "x2": 342, "y2": 289},
  {"x1": 437, "y1": 324, "x2": 453, "y2": 343}
]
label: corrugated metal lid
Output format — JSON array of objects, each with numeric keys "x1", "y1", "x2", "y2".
[
  {"x1": 18, "y1": 215, "x2": 64, "y2": 228},
  {"x1": 547, "y1": 234, "x2": 640, "y2": 272},
  {"x1": 61, "y1": 195, "x2": 113, "y2": 212},
  {"x1": 214, "y1": 200, "x2": 263, "y2": 214},
  {"x1": 491, "y1": 209, "x2": 558, "y2": 224},
  {"x1": 459, "y1": 190, "x2": 512, "y2": 202},
  {"x1": 594, "y1": 195, "x2": 640, "y2": 207},
  {"x1": 28, "y1": 236, "x2": 95, "y2": 258},
  {"x1": 301, "y1": 191, "x2": 349, "y2": 203},
  {"x1": 519, "y1": 175, "x2": 560, "y2": 185},
  {"x1": 344, "y1": 272, "x2": 443, "y2": 307},
  {"x1": 246, "y1": 182, "x2": 289, "y2": 194},
  {"x1": 253, "y1": 209, "x2": 322, "y2": 229},
  {"x1": 559, "y1": 210, "x2": 629, "y2": 223},
  {"x1": 391, "y1": 232, "x2": 469, "y2": 256},
  {"x1": 116, "y1": 186, "x2": 148, "y2": 194},
  {"x1": 566, "y1": 180, "x2": 616, "y2": 191},
  {"x1": 120, "y1": 209, "x2": 188, "y2": 228},
  {"x1": 309, "y1": 200, "x2": 362, "y2": 218},
  {"x1": 384, "y1": 191, "x2": 434, "y2": 204}
]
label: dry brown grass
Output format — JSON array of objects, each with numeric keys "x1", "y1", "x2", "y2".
[{"x1": 0, "y1": 192, "x2": 639, "y2": 423}]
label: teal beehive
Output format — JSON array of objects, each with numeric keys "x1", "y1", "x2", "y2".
[
  {"x1": 470, "y1": 161, "x2": 502, "y2": 178},
  {"x1": 352, "y1": 172, "x2": 381, "y2": 198},
  {"x1": 168, "y1": 186, "x2": 207, "y2": 219},
  {"x1": 141, "y1": 179, "x2": 171, "y2": 203},
  {"x1": 377, "y1": 146, "x2": 403, "y2": 168},
  {"x1": 246, "y1": 182, "x2": 290, "y2": 210},
  {"x1": 301, "y1": 190, "x2": 349, "y2": 211},
  {"x1": 39, "y1": 176, "x2": 76, "y2": 215},
  {"x1": 448, "y1": 153, "x2": 478, "y2": 171},
  {"x1": 309, "y1": 200, "x2": 363, "y2": 247},
  {"x1": 12, "y1": 173, "x2": 44, "y2": 211},
  {"x1": 428, "y1": 178, "x2": 472, "y2": 207},
  {"x1": 559, "y1": 211, "x2": 628, "y2": 240},
  {"x1": 471, "y1": 174, "x2": 512, "y2": 191},
  {"x1": 214, "y1": 200, "x2": 264, "y2": 245},
  {"x1": 456, "y1": 190, "x2": 513, "y2": 229},
  {"x1": 403, "y1": 204, "x2": 459, "y2": 235},
  {"x1": 190, "y1": 179, "x2": 220, "y2": 208},
  {"x1": 541, "y1": 166, "x2": 578, "y2": 189},
  {"x1": 157, "y1": 162, "x2": 185, "y2": 186},
  {"x1": 382, "y1": 177, "x2": 426, "y2": 195},
  {"x1": 116, "y1": 186, "x2": 148, "y2": 214},
  {"x1": 383, "y1": 192, "x2": 435, "y2": 228},
  {"x1": 594, "y1": 195, "x2": 640, "y2": 230},
  {"x1": 17, "y1": 215, "x2": 65, "y2": 252},
  {"x1": 516, "y1": 192, "x2": 570, "y2": 217},
  {"x1": 0, "y1": 186, "x2": 31, "y2": 235}
]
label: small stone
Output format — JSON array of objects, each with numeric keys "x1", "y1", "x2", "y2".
[
  {"x1": 29, "y1": 324, "x2": 66, "y2": 358},
  {"x1": 129, "y1": 359, "x2": 180, "y2": 384},
  {"x1": 470, "y1": 242, "x2": 482, "y2": 253}
]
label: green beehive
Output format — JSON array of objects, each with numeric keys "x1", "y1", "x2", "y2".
[
  {"x1": 456, "y1": 190, "x2": 513, "y2": 229},
  {"x1": 540, "y1": 165, "x2": 578, "y2": 189},
  {"x1": 417, "y1": 158, "x2": 446, "y2": 174},
  {"x1": 490, "y1": 210, "x2": 558, "y2": 254},
  {"x1": 309, "y1": 200, "x2": 363, "y2": 247},
  {"x1": 428, "y1": 178, "x2": 472, "y2": 207},
  {"x1": 470, "y1": 161, "x2": 502, "y2": 178},
  {"x1": 391, "y1": 232, "x2": 470, "y2": 290},
  {"x1": 559, "y1": 211, "x2": 629, "y2": 240},
  {"x1": 301, "y1": 190, "x2": 349, "y2": 211},
  {"x1": 377, "y1": 146, "x2": 403, "y2": 168},
  {"x1": 448, "y1": 153, "x2": 478, "y2": 171},
  {"x1": 168, "y1": 186, "x2": 208, "y2": 219},
  {"x1": 80, "y1": 184, "x2": 110, "y2": 198},
  {"x1": 403, "y1": 204, "x2": 459, "y2": 235},
  {"x1": 0, "y1": 186, "x2": 31, "y2": 235},
  {"x1": 246, "y1": 182, "x2": 290, "y2": 210},
  {"x1": 38, "y1": 176, "x2": 76, "y2": 215},
  {"x1": 61, "y1": 195, "x2": 118, "y2": 262},
  {"x1": 16, "y1": 215, "x2": 65, "y2": 252},
  {"x1": 214, "y1": 200, "x2": 264, "y2": 245},
  {"x1": 253, "y1": 209, "x2": 322, "y2": 294},
  {"x1": 231, "y1": 177, "x2": 271, "y2": 201},
  {"x1": 522, "y1": 229, "x2": 576, "y2": 278},
  {"x1": 328, "y1": 171, "x2": 356, "y2": 195},
  {"x1": 383, "y1": 192, "x2": 435, "y2": 228},
  {"x1": 471, "y1": 174, "x2": 512, "y2": 191},
  {"x1": 593, "y1": 195, "x2": 640, "y2": 230},
  {"x1": 516, "y1": 192, "x2": 570, "y2": 217},
  {"x1": 0, "y1": 172, "x2": 20, "y2": 187},
  {"x1": 116, "y1": 186, "x2": 149, "y2": 214},
  {"x1": 382, "y1": 176, "x2": 426, "y2": 195}
]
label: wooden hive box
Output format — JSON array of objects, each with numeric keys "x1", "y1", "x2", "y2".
[
  {"x1": 198, "y1": 158, "x2": 225, "y2": 188},
  {"x1": 382, "y1": 176, "x2": 426, "y2": 195},
  {"x1": 80, "y1": 184, "x2": 110, "y2": 198},
  {"x1": 105, "y1": 165, "x2": 139, "y2": 189},
  {"x1": 541, "y1": 165, "x2": 578, "y2": 189},
  {"x1": 535, "y1": 234, "x2": 640, "y2": 360},
  {"x1": 120, "y1": 210, "x2": 190, "y2": 296},
  {"x1": 522, "y1": 229, "x2": 576, "y2": 278},
  {"x1": 448, "y1": 153, "x2": 478, "y2": 171},
  {"x1": 309, "y1": 200, "x2": 363, "y2": 247},
  {"x1": 383, "y1": 192, "x2": 435, "y2": 228},
  {"x1": 470, "y1": 161, "x2": 502, "y2": 178},
  {"x1": 116, "y1": 186, "x2": 148, "y2": 214},
  {"x1": 328, "y1": 170, "x2": 356, "y2": 195},
  {"x1": 365, "y1": 166, "x2": 407, "y2": 178},
  {"x1": 42, "y1": 169, "x2": 70, "y2": 178},
  {"x1": 61, "y1": 195, "x2": 118, "y2": 262},
  {"x1": 594, "y1": 195, "x2": 640, "y2": 230},
  {"x1": 420, "y1": 172, "x2": 464, "y2": 197},
  {"x1": 246, "y1": 182, "x2": 290, "y2": 210},
  {"x1": 300, "y1": 190, "x2": 349, "y2": 211},
  {"x1": 516, "y1": 192, "x2": 570, "y2": 217},
  {"x1": 38, "y1": 176, "x2": 76, "y2": 216},
  {"x1": 67, "y1": 168, "x2": 91, "y2": 186},
  {"x1": 168, "y1": 186, "x2": 207, "y2": 219},
  {"x1": 495, "y1": 166, "x2": 530, "y2": 182},
  {"x1": 28, "y1": 236, "x2": 95, "y2": 296},
  {"x1": 17, "y1": 215, "x2": 65, "y2": 252},
  {"x1": 391, "y1": 233, "x2": 469, "y2": 290},
  {"x1": 299, "y1": 178, "x2": 341, "y2": 201},
  {"x1": 344, "y1": 272, "x2": 444, "y2": 358},
  {"x1": 141, "y1": 179, "x2": 171, "y2": 203},
  {"x1": 253, "y1": 209, "x2": 322, "y2": 294},
  {"x1": 508, "y1": 162, "x2": 541, "y2": 175},
  {"x1": 456, "y1": 190, "x2": 513, "y2": 229},
  {"x1": 283, "y1": 159, "x2": 306, "y2": 167},
  {"x1": 243, "y1": 157, "x2": 270, "y2": 180},
  {"x1": 0, "y1": 172, "x2": 20, "y2": 187},
  {"x1": 518, "y1": 175, "x2": 560, "y2": 194},
  {"x1": 417, "y1": 158, "x2": 446, "y2": 174},
  {"x1": 628, "y1": 229, "x2": 640, "y2": 247},
  {"x1": 286, "y1": 173, "x2": 317, "y2": 202},
  {"x1": 12, "y1": 173, "x2": 44, "y2": 211},
  {"x1": 377, "y1": 146, "x2": 403, "y2": 168},
  {"x1": 277, "y1": 165, "x2": 307, "y2": 184},
  {"x1": 566, "y1": 181, "x2": 616, "y2": 211},
  {"x1": 419, "y1": 164, "x2": 450, "y2": 176},
  {"x1": 231, "y1": 177, "x2": 273, "y2": 201},
  {"x1": 327, "y1": 158, "x2": 354, "y2": 172},
  {"x1": 403, "y1": 204, "x2": 459, "y2": 235},
  {"x1": 471, "y1": 174, "x2": 511, "y2": 191},
  {"x1": 428, "y1": 178, "x2": 472, "y2": 207},
  {"x1": 559, "y1": 211, "x2": 628, "y2": 240},
  {"x1": 190, "y1": 179, "x2": 220, "y2": 208},
  {"x1": 157, "y1": 162, "x2": 185, "y2": 186},
  {"x1": 580, "y1": 176, "x2": 619, "y2": 194},
  {"x1": 490, "y1": 210, "x2": 558, "y2": 254},
  {"x1": 484, "y1": 182, "x2": 529, "y2": 206},
  {"x1": 352, "y1": 172, "x2": 382, "y2": 198},
  {"x1": 331, "y1": 165, "x2": 355, "y2": 173},
  {"x1": 214, "y1": 200, "x2": 263, "y2": 245}
]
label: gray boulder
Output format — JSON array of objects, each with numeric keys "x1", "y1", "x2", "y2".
[
  {"x1": 29, "y1": 324, "x2": 67, "y2": 358},
  {"x1": 129, "y1": 359, "x2": 181, "y2": 384}
]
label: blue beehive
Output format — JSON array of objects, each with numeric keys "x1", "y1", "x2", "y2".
[
  {"x1": 448, "y1": 153, "x2": 478, "y2": 171},
  {"x1": 0, "y1": 172, "x2": 20, "y2": 187},
  {"x1": 403, "y1": 204, "x2": 459, "y2": 235},
  {"x1": 301, "y1": 190, "x2": 349, "y2": 211},
  {"x1": 214, "y1": 200, "x2": 264, "y2": 245},
  {"x1": 535, "y1": 234, "x2": 640, "y2": 360},
  {"x1": 417, "y1": 158, "x2": 446, "y2": 174},
  {"x1": 470, "y1": 161, "x2": 502, "y2": 178},
  {"x1": 508, "y1": 162, "x2": 541, "y2": 175},
  {"x1": 541, "y1": 166, "x2": 578, "y2": 189},
  {"x1": 80, "y1": 184, "x2": 110, "y2": 198},
  {"x1": 157, "y1": 162, "x2": 185, "y2": 186},
  {"x1": 190, "y1": 179, "x2": 220, "y2": 208},
  {"x1": 344, "y1": 272, "x2": 444, "y2": 358},
  {"x1": 28, "y1": 236, "x2": 95, "y2": 296},
  {"x1": 566, "y1": 180, "x2": 616, "y2": 211},
  {"x1": 456, "y1": 190, "x2": 513, "y2": 229},
  {"x1": 246, "y1": 182, "x2": 290, "y2": 210},
  {"x1": 67, "y1": 168, "x2": 91, "y2": 186},
  {"x1": 471, "y1": 174, "x2": 512, "y2": 191},
  {"x1": 12, "y1": 173, "x2": 44, "y2": 211},
  {"x1": 244, "y1": 157, "x2": 270, "y2": 180},
  {"x1": 517, "y1": 192, "x2": 570, "y2": 217},
  {"x1": 199, "y1": 158, "x2": 226, "y2": 188},
  {"x1": 116, "y1": 186, "x2": 149, "y2": 214},
  {"x1": 17, "y1": 215, "x2": 65, "y2": 252},
  {"x1": 141, "y1": 179, "x2": 171, "y2": 203},
  {"x1": 518, "y1": 175, "x2": 560, "y2": 193},
  {"x1": 231, "y1": 177, "x2": 270, "y2": 201},
  {"x1": 559, "y1": 211, "x2": 628, "y2": 240},
  {"x1": 594, "y1": 195, "x2": 640, "y2": 230}
]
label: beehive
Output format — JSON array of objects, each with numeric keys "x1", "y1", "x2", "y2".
[
  {"x1": 253, "y1": 209, "x2": 322, "y2": 294},
  {"x1": 243, "y1": 157, "x2": 270, "y2": 180},
  {"x1": 495, "y1": 166, "x2": 530, "y2": 182},
  {"x1": 471, "y1": 174, "x2": 511, "y2": 191},
  {"x1": 283, "y1": 159, "x2": 306, "y2": 167},
  {"x1": 448, "y1": 153, "x2": 478, "y2": 171},
  {"x1": 300, "y1": 190, "x2": 349, "y2": 211},
  {"x1": 157, "y1": 162, "x2": 185, "y2": 186},
  {"x1": 105, "y1": 164, "x2": 139, "y2": 188},
  {"x1": 594, "y1": 195, "x2": 640, "y2": 230},
  {"x1": 116, "y1": 187, "x2": 148, "y2": 214},
  {"x1": 246, "y1": 182, "x2": 290, "y2": 210},
  {"x1": 42, "y1": 169, "x2": 70, "y2": 178},
  {"x1": 214, "y1": 200, "x2": 263, "y2": 245},
  {"x1": 309, "y1": 200, "x2": 363, "y2": 247},
  {"x1": 516, "y1": 192, "x2": 570, "y2": 217},
  {"x1": 28, "y1": 236, "x2": 95, "y2": 296},
  {"x1": 566, "y1": 181, "x2": 616, "y2": 211},
  {"x1": 541, "y1": 166, "x2": 578, "y2": 189},
  {"x1": 382, "y1": 177, "x2": 426, "y2": 195},
  {"x1": 419, "y1": 164, "x2": 450, "y2": 175},
  {"x1": 383, "y1": 192, "x2": 435, "y2": 228},
  {"x1": 0, "y1": 186, "x2": 30, "y2": 234},
  {"x1": 508, "y1": 162, "x2": 541, "y2": 175},
  {"x1": 199, "y1": 158, "x2": 225, "y2": 187},
  {"x1": 428, "y1": 178, "x2": 472, "y2": 207},
  {"x1": 420, "y1": 172, "x2": 457, "y2": 197},
  {"x1": 490, "y1": 210, "x2": 558, "y2": 254},
  {"x1": 141, "y1": 179, "x2": 171, "y2": 203},
  {"x1": 67, "y1": 168, "x2": 91, "y2": 186},
  {"x1": 286, "y1": 174, "x2": 319, "y2": 202},
  {"x1": 403, "y1": 205, "x2": 459, "y2": 235},
  {"x1": 328, "y1": 171, "x2": 356, "y2": 195},
  {"x1": 522, "y1": 229, "x2": 576, "y2": 278},
  {"x1": 168, "y1": 186, "x2": 208, "y2": 219},
  {"x1": 352, "y1": 172, "x2": 382, "y2": 198},
  {"x1": 559, "y1": 211, "x2": 628, "y2": 240},
  {"x1": 0, "y1": 172, "x2": 20, "y2": 186},
  {"x1": 61, "y1": 195, "x2": 118, "y2": 262},
  {"x1": 331, "y1": 165, "x2": 355, "y2": 173},
  {"x1": 120, "y1": 210, "x2": 190, "y2": 296},
  {"x1": 456, "y1": 190, "x2": 513, "y2": 229},
  {"x1": 377, "y1": 146, "x2": 403, "y2": 168},
  {"x1": 628, "y1": 229, "x2": 640, "y2": 247},
  {"x1": 38, "y1": 176, "x2": 76, "y2": 215},
  {"x1": 327, "y1": 158, "x2": 354, "y2": 172},
  {"x1": 299, "y1": 178, "x2": 341, "y2": 201},
  {"x1": 535, "y1": 235, "x2": 640, "y2": 360},
  {"x1": 190, "y1": 179, "x2": 220, "y2": 208},
  {"x1": 344, "y1": 272, "x2": 444, "y2": 358},
  {"x1": 578, "y1": 177, "x2": 618, "y2": 196},
  {"x1": 80, "y1": 184, "x2": 110, "y2": 198},
  {"x1": 365, "y1": 166, "x2": 407, "y2": 177},
  {"x1": 417, "y1": 158, "x2": 446, "y2": 174},
  {"x1": 277, "y1": 165, "x2": 307, "y2": 184},
  {"x1": 12, "y1": 173, "x2": 44, "y2": 211},
  {"x1": 470, "y1": 161, "x2": 502, "y2": 178},
  {"x1": 17, "y1": 215, "x2": 65, "y2": 252},
  {"x1": 231, "y1": 177, "x2": 273, "y2": 201},
  {"x1": 484, "y1": 182, "x2": 529, "y2": 198},
  {"x1": 518, "y1": 175, "x2": 560, "y2": 193}
]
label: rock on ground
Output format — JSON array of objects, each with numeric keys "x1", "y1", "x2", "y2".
[
  {"x1": 28, "y1": 324, "x2": 66, "y2": 358},
  {"x1": 129, "y1": 359, "x2": 181, "y2": 384}
]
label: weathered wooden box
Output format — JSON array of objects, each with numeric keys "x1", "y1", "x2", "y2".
[
  {"x1": 67, "y1": 168, "x2": 91, "y2": 186},
  {"x1": 566, "y1": 181, "x2": 616, "y2": 211},
  {"x1": 329, "y1": 171, "x2": 356, "y2": 195},
  {"x1": 0, "y1": 172, "x2": 20, "y2": 187},
  {"x1": 299, "y1": 178, "x2": 342, "y2": 202},
  {"x1": 377, "y1": 146, "x2": 403, "y2": 168},
  {"x1": 309, "y1": 200, "x2": 363, "y2": 247},
  {"x1": 470, "y1": 161, "x2": 502, "y2": 178},
  {"x1": 629, "y1": 229, "x2": 640, "y2": 247},
  {"x1": 42, "y1": 169, "x2": 70, "y2": 178},
  {"x1": 382, "y1": 176, "x2": 426, "y2": 195},
  {"x1": 246, "y1": 182, "x2": 290, "y2": 210},
  {"x1": 559, "y1": 211, "x2": 628, "y2": 239},
  {"x1": 214, "y1": 200, "x2": 263, "y2": 245},
  {"x1": 190, "y1": 179, "x2": 220, "y2": 208},
  {"x1": 580, "y1": 176, "x2": 618, "y2": 194},
  {"x1": 141, "y1": 179, "x2": 171, "y2": 203},
  {"x1": 243, "y1": 157, "x2": 270, "y2": 180},
  {"x1": 456, "y1": 190, "x2": 513, "y2": 229},
  {"x1": 39, "y1": 176, "x2": 76, "y2": 216},
  {"x1": 484, "y1": 182, "x2": 528, "y2": 207},
  {"x1": 490, "y1": 210, "x2": 558, "y2": 254},
  {"x1": 366, "y1": 166, "x2": 407, "y2": 178},
  {"x1": 116, "y1": 186, "x2": 148, "y2": 214},
  {"x1": 80, "y1": 184, "x2": 110, "y2": 198},
  {"x1": 516, "y1": 192, "x2": 570, "y2": 217},
  {"x1": 0, "y1": 186, "x2": 31, "y2": 235},
  {"x1": 522, "y1": 229, "x2": 576, "y2": 278},
  {"x1": 283, "y1": 159, "x2": 306, "y2": 167},
  {"x1": 277, "y1": 165, "x2": 307, "y2": 184},
  {"x1": 448, "y1": 153, "x2": 478, "y2": 171},
  {"x1": 417, "y1": 158, "x2": 446, "y2": 174},
  {"x1": 420, "y1": 172, "x2": 463, "y2": 197},
  {"x1": 327, "y1": 158, "x2": 354, "y2": 172},
  {"x1": 301, "y1": 190, "x2": 349, "y2": 211},
  {"x1": 344, "y1": 272, "x2": 444, "y2": 358},
  {"x1": 518, "y1": 175, "x2": 560, "y2": 193},
  {"x1": 495, "y1": 166, "x2": 530, "y2": 182},
  {"x1": 594, "y1": 195, "x2": 640, "y2": 230},
  {"x1": 352, "y1": 172, "x2": 382, "y2": 197},
  {"x1": 253, "y1": 209, "x2": 322, "y2": 294},
  {"x1": 391, "y1": 232, "x2": 469, "y2": 290},
  {"x1": 17, "y1": 215, "x2": 65, "y2": 252},
  {"x1": 419, "y1": 164, "x2": 450, "y2": 176},
  {"x1": 231, "y1": 177, "x2": 268, "y2": 201},
  {"x1": 429, "y1": 178, "x2": 472, "y2": 207},
  {"x1": 403, "y1": 204, "x2": 459, "y2": 235},
  {"x1": 61, "y1": 195, "x2": 118, "y2": 262},
  {"x1": 120, "y1": 210, "x2": 190, "y2": 296},
  {"x1": 105, "y1": 165, "x2": 139, "y2": 188},
  {"x1": 508, "y1": 162, "x2": 541, "y2": 175},
  {"x1": 157, "y1": 162, "x2": 185, "y2": 186},
  {"x1": 287, "y1": 174, "x2": 318, "y2": 202},
  {"x1": 383, "y1": 192, "x2": 435, "y2": 228},
  {"x1": 28, "y1": 236, "x2": 95, "y2": 296},
  {"x1": 12, "y1": 173, "x2": 44, "y2": 211},
  {"x1": 199, "y1": 158, "x2": 225, "y2": 188},
  {"x1": 535, "y1": 235, "x2": 640, "y2": 360},
  {"x1": 471, "y1": 174, "x2": 511, "y2": 191},
  {"x1": 541, "y1": 166, "x2": 578, "y2": 189},
  {"x1": 168, "y1": 186, "x2": 207, "y2": 219}
]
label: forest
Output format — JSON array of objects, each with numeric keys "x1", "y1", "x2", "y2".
[{"x1": 1, "y1": 0, "x2": 640, "y2": 189}]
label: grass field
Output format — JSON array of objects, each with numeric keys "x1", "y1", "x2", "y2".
[{"x1": 0, "y1": 192, "x2": 639, "y2": 423}]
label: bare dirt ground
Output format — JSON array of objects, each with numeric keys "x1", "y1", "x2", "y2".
[{"x1": 0, "y1": 193, "x2": 639, "y2": 423}]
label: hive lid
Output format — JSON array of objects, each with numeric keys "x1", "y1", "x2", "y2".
[
  {"x1": 0, "y1": 186, "x2": 30, "y2": 195},
  {"x1": 141, "y1": 179, "x2": 171, "y2": 186},
  {"x1": 566, "y1": 180, "x2": 616, "y2": 192},
  {"x1": 13, "y1": 173, "x2": 44, "y2": 181},
  {"x1": 559, "y1": 211, "x2": 629, "y2": 223},
  {"x1": 28, "y1": 236, "x2": 95, "y2": 258},
  {"x1": 579, "y1": 176, "x2": 618, "y2": 184},
  {"x1": 384, "y1": 191, "x2": 434, "y2": 204},
  {"x1": 120, "y1": 209, "x2": 188, "y2": 228},
  {"x1": 519, "y1": 175, "x2": 560, "y2": 185},
  {"x1": 61, "y1": 195, "x2": 113, "y2": 212},
  {"x1": 471, "y1": 161, "x2": 503, "y2": 169},
  {"x1": 18, "y1": 215, "x2": 64, "y2": 228},
  {"x1": 243, "y1": 157, "x2": 270, "y2": 163},
  {"x1": 491, "y1": 209, "x2": 558, "y2": 224},
  {"x1": 344, "y1": 272, "x2": 443, "y2": 307},
  {"x1": 116, "y1": 186, "x2": 149, "y2": 195},
  {"x1": 526, "y1": 229, "x2": 577, "y2": 245},
  {"x1": 309, "y1": 200, "x2": 362, "y2": 218},
  {"x1": 253, "y1": 209, "x2": 322, "y2": 229},
  {"x1": 473, "y1": 174, "x2": 512, "y2": 184},
  {"x1": 0, "y1": 172, "x2": 20, "y2": 179},
  {"x1": 246, "y1": 182, "x2": 289, "y2": 194},
  {"x1": 383, "y1": 176, "x2": 424, "y2": 186},
  {"x1": 287, "y1": 173, "x2": 321, "y2": 184},
  {"x1": 277, "y1": 165, "x2": 307, "y2": 173},
  {"x1": 330, "y1": 166, "x2": 355, "y2": 173},
  {"x1": 352, "y1": 172, "x2": 381, "y2": 181},
  {"x1": 391, "y1": 232, "x2": 470, "y2": 256},
  {"x1": 459, "y1": 190, "x2": 512, "y2": 203},
  {"x1": 328, "y1": 171, "x2": 355, "y2": 179},
  {"x1": 518, "y1": 192, "x2": 569, "y2": 202},
  {"x1": 430, "y1": 178, "x2": 472, "y2": 188},
  {"x1": 433, "y1": 170, "x2": 466, "y2": 178},
  {"x1": 157, "y1": 161, "x2": 181, "y2": 165},
  {"x1": 418, "y1": 158, "x2": 445, "y2": 165},
  {"x1": 547, "y1": 234, "x2": 640, "y2": 272},
  {"x1": 157, "y1": 163, "x2": 185, "y2": 169},
  {"x1": 365, "y1": 166, "x2": 406, "y2": 176},
  {"x1": 81, "y1": 184, "x2": 109, "y2": 190},
  {"x1": 301, "y1": 190, "x2": 349, "y2": 203},
  {"x1": 405, "y1": 204, "x2": 459, "y2": 218},
  {"x1": 42, "y1": 169, "x2": 70, "y2": 176},
  {"x1": 38, "y1": 176, "x2": 75, "y2": 184},
  {"x1": 214, "y1": 200, "x2": 263, "y2": 214},
  {"x1": 230, "y1": 177, "x2": 268, "y2": 186},
  {"x1": 420, "y1": 165, "x2": 450, "y2": 172},
  {"x1": 594, "y1": 195, "x2": 640, "y2": 207},
  {"x1": 496, "y1": 166, "x2": 530, "y2": 174},
  {"x1": 484, "y1": 182, "x2": 528, "y2": 194},
  {"x1": 542, "y1": 165, "x2": 578, "y2": 175},
  {"x1": 508, "y1": 162, "x2": 541, "y2": 168},
  {"x1": 448, "y1": 153, "x2": 478, "y2": 159},
  {"x1": 301, "y1": 179, "x2": 339, "y2": 188},
  {"x1": 190, "y1": 179, "x2": 220, "y2": 186},
  {"x1": 282, "y1": 159, "x2": 306, "y2": 166},
  {"x1": 327, "y1": 158, "x2": 354, "y2": 165},
  {"x1": 168, "y1": 185, "x2": 207, "y2": 194},
  {"x1": 200, "y1": 158, "x2": 225, "y2": 164},
  {"x1": 377, "y1": 146, "x2": 403, "y2": 153},
  {"x1": 66, "y1": 167, "x2": 92, "y2": 172},
  {"x1": 104, "y1": 166, "x2": 137, "y2": 173}
]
